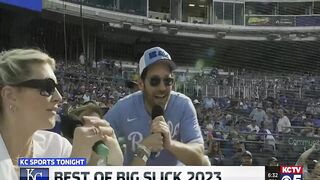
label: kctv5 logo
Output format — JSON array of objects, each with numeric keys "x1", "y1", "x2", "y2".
[
  {"x1": 280, "y1": 166, "x2": 303, "y2": 180},
  {"x1": 20, "y1": 168, "x2": 49, "y2": 180}
]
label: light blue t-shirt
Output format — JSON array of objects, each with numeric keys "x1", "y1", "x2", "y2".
[{"x1": 104, "y1": 91, "x2": 204, "y2": 165}]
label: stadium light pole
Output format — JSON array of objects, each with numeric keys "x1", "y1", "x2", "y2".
[
  {"x1": 80, "y1": 0, "x2": 88, "y2": 82},
  {"x1": 63, "y1": 0, "x2": 68, "y2": 68},
  {"x1": 80, "y1": 0, "x2": 85, "y2": 58}
]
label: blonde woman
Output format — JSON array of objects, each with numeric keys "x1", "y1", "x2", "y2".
[{"x1": 0, "y1": 49, "x2": 114, "y2": 179}]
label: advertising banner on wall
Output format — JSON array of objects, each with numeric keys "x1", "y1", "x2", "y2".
[
  {"x1": 296, "y1": 16, "x2": 320, "y2": 26},
  {"x1": 246, "y1": 16, "x2": 273, "y2": 26},
  {"x1": 246, "y1": 16, "x2": 294, "y2": 26}
]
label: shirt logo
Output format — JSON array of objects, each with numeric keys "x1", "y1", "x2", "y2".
[{"x1": 127, "y1": 117, "x2": 137, "y2": 122}]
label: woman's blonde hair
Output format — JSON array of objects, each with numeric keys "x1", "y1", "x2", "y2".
[
  {"x1": 0, "y1": 49, "x2": 55, "y2": 85},
  {"x1": 0, "y1": 49, "x2": 56, "y2": 111}
]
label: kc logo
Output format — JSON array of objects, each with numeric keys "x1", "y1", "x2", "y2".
[{"x1": 20, "y1": 168, "x2": 49, "y2": 180}]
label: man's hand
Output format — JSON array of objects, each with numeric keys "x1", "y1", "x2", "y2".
[
  {"x1": 151, "y1": 116, "x2": 172, "y2": 149},
  {"x1": 141, "y1": 133, "x2": 163, "y2": 152}
]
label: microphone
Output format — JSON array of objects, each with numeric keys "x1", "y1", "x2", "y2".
[
  {"x1": 152, "y1": 105, "x2": 164, "y2": 120},
  {"x1": 60, "y1": 114, "x2": 109, "y2": 160},
  {"x1": 150, "y1": 105, "x2": 164, "y2": 159}
]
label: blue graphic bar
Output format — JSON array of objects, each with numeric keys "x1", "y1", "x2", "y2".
[
  {"x1": 0, "y1": 0, "x2": 42, "y2": 12},
  {"x1": 18, "y1": 158, "x2": 86, "y2": 166}
]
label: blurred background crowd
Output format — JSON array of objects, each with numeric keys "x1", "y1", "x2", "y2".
[{"x1": 52, "y1": 59, "x2": 320, "y2": 168}]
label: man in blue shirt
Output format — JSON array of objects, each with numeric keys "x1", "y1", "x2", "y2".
[{"x1": 105, "y1": 47, "x2": 204, "y2": 165}]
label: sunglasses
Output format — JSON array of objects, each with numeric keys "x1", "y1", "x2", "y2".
[
  {"x1": 148, "y1": 76, "x2": 174, "y2": 87},
  {"x1": 11, "y1": 78, "x2": 59, "y2": 97}
]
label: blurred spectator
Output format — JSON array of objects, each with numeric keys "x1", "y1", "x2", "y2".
[
  {"x1": 212, "y1": 122, "x2": 224, "y2": 139},
  {"x1": 126, "y1": 80, "x2": 140, "y2": 93},
  {"x1": 193, "y1": 99, "x2": 202, "y2": 122},
  {"x1": 82, "y1": 90, "x2": 91, "y2": 103},
  {"x1": 245, "y1": 130, "x2": 261, "y2": 153},
  {"x1": 247, "y1": 120, "x2": 260, "y2": 132},
  {"x1": 277, "y1": 109, "x2": 291, "y2": 134},
  {"x1": 258, "y1": 121, "x2": 276, "y2": 152},
  {"x1": 265, "y1": 108, "x2": 275, "y2": 131},
  {"x1": 267, "y1": 157, "x2": 279, "y2": 166},
  {"x1": 314, "y1": 128, "x2": 320, "y2": 138},
  {"x1": 300, "y1": 121, "x2": 315, "y2": 137},
  {"x1": 291, "y1": 111, "x2": 305, "y2": 127},
  {"x1": 207, "y1": 138, "x2": 224, "y2": 165},
  {"x1": 241, "y1": 151, "x2": 253, "y2": 166},
  {"x1": 79, "y1": 52, "x2": 86, "y2": 66},
  {"x1": 314, "y1": 113, "x2": 320, "y2": 128},
  {"x1": 230, "y1": 140, "x2": 246, "y2": 165},
  {"x1": 234, "y1": 120, "x2": 249, "y2": 136},
  {"x1": 203, "y1": 97, "x2": 215, "y2": 110},
  {"x1": 249, "y1": 103, "x2": 267, "y2": 127}
]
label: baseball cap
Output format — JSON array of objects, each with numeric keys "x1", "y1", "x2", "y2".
[
  {"x1": 193, "y1": 99, "x2": 200, "y2": 104},
  {"x1": 267, "y1": 157, "x2": 278, "y2": 164},
  {"x1": 242, "y1": 151, "x2": 252, "y2": 158},
  {"x1": 139, "y1": 47, "x2": 176, "y2": 76}
]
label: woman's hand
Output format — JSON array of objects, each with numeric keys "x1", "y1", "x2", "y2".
[
  {"x1": 82, "y1": 116, "x2": 123, "y2": 165},
  {"x1": 70, "y1": 124, "x2": 105, "y2": 162}
]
